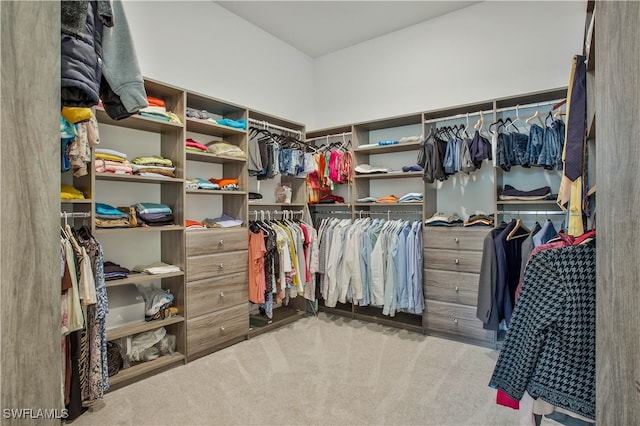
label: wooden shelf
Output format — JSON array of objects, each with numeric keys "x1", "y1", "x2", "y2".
[
  {"x1": 308, "y1": 203, "x2": 351, "y2": 208},
  {"x1": 186, "y1": 117, "x2": 247, "y2": 137},
  {"x1": 497, "y1": 200, "x2": 559, "y2": 205},
  {"x1": 248, "y1": 308, "x2": 306, "y2": 338},
  {"x1": 108, "y1": 352, "x2": 185, "y2": 388},
  {"x1": 105, "y1": 271, "x2": 184, "y2": 288},
  {"x1": 186, "y1": 190, "x2": 247, "y2": 196},
  {"x1": 354, "y1": 141, "x2": 421, "y2": 154},
  {"x1": 95, "y1": 107, "x2": 183, "y2": 133},
  {"x1": 186, "y1": 151, "x2": 247, "y2": 164},
  {"x1": 107, "y1": 315, "x2": 185, "y2": 341},
  {"x1": 96, "y1": 225, "x2": 184, "y2": 234},
  {"x1": 354, "y1": 171, "x2": 422, "y2": 180},
  {"x1": 95, "y1": 173, "x2": 184, "y2": 184},
  {"x1": 353, "y1": 202, "x2": 423, "y2": 207},
  {"x1": 60, "y1": 199, "x2": 92, "y2": 204}
]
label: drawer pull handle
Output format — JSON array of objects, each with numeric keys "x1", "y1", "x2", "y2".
[
  {"x1": 454, "y1": 237, "x2": 459, "y2": 243},
  {"x1": 220, "y1": 325, "x2": 225, "y2": 331},
  {"x1": 218, "y1": 263, "x2": 224, "y2": 269},
  {"x1": 220, "y1": 292, "x2": 225, "y2": 297},
  {"x1": 455, "y1": 259, "x2": 460, "y2": 264},
  {"x1": 454, "y1": 286, "x2": 459, "y2": 292},
  {"x1": 218, "y1": 239, "x2": 224, "y2": 246},
  {"x1": 453, "y1": 318, "x2": 459, "y2": 324}
]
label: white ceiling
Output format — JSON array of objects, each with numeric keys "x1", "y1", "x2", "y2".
[{"x1": 215, "y1": 1, "x2": 480, "y2": 58}]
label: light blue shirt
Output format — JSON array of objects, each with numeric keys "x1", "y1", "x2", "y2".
[{"x1": 533, "y1": 220, "x2": 557, "y2": 247}]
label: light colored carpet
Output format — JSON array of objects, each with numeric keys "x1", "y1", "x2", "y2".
[{"x1": 74, "y1": 313, "x2": 528, "y2": 426}]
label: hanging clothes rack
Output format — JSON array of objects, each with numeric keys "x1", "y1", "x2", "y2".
[
  {"x1": 60, "y1": 211, "x2": 92, "y2": 219},
  {"x1": 423, "y1": 109, "x2": 494, "y2": 125},
  {"x1": 247, "y1": 118, "x2": 302, "y2": 137},
  {"x1": 500, "y1": 210, "x2": 566, "y2": 216},
  {"x1": 305, "y1": 131, "x2": 353, "y2": 143},
  {"x1": 495, "y1": 99, "x2": 563, "y2": 114}
]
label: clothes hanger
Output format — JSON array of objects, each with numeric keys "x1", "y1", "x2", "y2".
[
  {"x1": 525, "y1": 109, "x2": 545, "y2": 128},
  {"x1": 506, "y1": 216, "x2": 531, "y2": 241}
]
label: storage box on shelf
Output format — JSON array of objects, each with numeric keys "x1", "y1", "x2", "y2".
[{"x1": 94, "y1": 77, "x2": 187, "y2": 388}]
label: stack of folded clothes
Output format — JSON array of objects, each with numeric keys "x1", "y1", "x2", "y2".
[
  {"x1": 186, "y1": 107, "x2": 210, "y2": 120},
  {"x1": 186, "y1": 177, "x2": 219, "y2": 190},
  {"x1": 139, "y1": 96, "x2": 181, "y2": 124},
  {"x1": 498, "y1": 184, "x2": 552, "y2": 201},
  {"x1": 185, "y1": 220, "x2": 207, "y2": 230},
  {"x1": 202, "y1": 213, "x2": 243, "y2": 228},
  {"x1": 131, "y1": 155, "x2": 176, "y2": 179},
  {"x1": 425, "y1": 212, "x2": 463, "y2": 227},
  {"x1": 103, "y1": 261, "x2": 131, "y2": 281},
  {"x1": 206, "y1": 141, "x2": 246, "y2": 159},
  {"x1": 354, "y1": 164, "x2": 390, "y2": 174},
  {"x1": 376, "y1": 195, "x2": 399, "y2": 203},
  {"x1": 95, "y1": 148, "x2": 133, "y2": 175},
  {"x1": 134, "y1": 203, "x2": 174, "y2": 226},
  {"x1": 318, "y1": 194, "x2": 345, "y2": 204},
  {"x1": 61, "y1": 184, "x2": 85, "y2": 200},
  {"x1": 356, "y1": 196, "x2": 377, "y2": 203},
  {"x1": 215, "y1": 118, "x2": 246, "y2": 130},
  {"x1": 464, "y1": 213, "x2": 495, "y2": 227},
  {"x1": 185, "y1": 138, "x2": 208, "y2": 153},
  {"x1": 95, "y1": 202, "x2": 129, "y2": 228},
  {"x1": 398, "y1": 192, "x2": 423, "y2": 203},
  {"x1": 401, "y1": 165, "x2": 424, "y2": 172},
  {"x1": 133, "y1": 261, "x2": 181, "y2": 275},
  {"x1": 209, "y1": 178, "x2": 239, "y2": 191}
]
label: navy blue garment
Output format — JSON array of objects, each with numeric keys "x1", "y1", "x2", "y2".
[
  {"x1": 497, "y1": 133, "x2": 513, "y2": 171},
  {"x1": 495, "y1": 220, "x2": 529, "y2": 326},
  {"x1": 470, "y1": 130, "x2": 491, "y2": 169},
  {"x1": 494, "y1": 220, "x2": 516, "y2": 324},
  {"x1": 538, "y1": 125, "x2": 556, "y2": 169},
  {"x1": 551, "y1": 119, "x2": 566, "y2": 170},
  {"x1": 565, "y1": 55, "x2": 587, "y2": 181},
  {"x1": 526, "y1": 124, "x2": 545, "y2": 167},
  {"x1": 511, "y1": 132, "x2": 530, "y2": 167}
]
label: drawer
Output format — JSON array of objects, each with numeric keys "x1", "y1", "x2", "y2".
[
  {"x1": 424, "y1": 269, "x2": 479, "y2": 306},
  {"x1": 423, "y1": 227, "x2": 487, "y2": 251},
  {"x1": 187, "y1": 304, "x2": 248, "y2": 356},
  {"x1": 187, "y1": 271, "x2": 249, "y2": 318},
  {"x1": 423, "y1": 248, "x2": 482, "y2": 273},
  {"x1": 186, "y1": 228, "x2": 248, "y2": 257},
  {"x1": 187, "y1": 250, "x2": 248, "y2": 282},
  {"x1": 423, "y1": 300, "x2": 494, "y2": 344}
]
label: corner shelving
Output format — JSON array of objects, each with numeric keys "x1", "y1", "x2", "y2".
[{"x1": 94, "y1": 77, "x2": 187, "y2": 390}]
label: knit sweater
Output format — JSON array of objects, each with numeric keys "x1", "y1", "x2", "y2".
[{"x1": 489, "y1": 242, "x2": 596, "y2": 420}]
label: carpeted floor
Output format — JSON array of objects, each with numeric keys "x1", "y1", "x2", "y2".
[{"x1": 73, "y1": 313, "x2": 528, "y2": 425}]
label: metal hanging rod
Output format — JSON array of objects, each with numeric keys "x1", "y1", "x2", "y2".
[
  {"x1": 422, "y1": 99, "x2": 565, "y2": 125},
  {"x1": 423, "y1": 109, "x2": 494, "y2": 125},
  {"x1": 248, "y1": 118, "x2": 302, "y2": 137},
  {"x1": 306, "y1": 132, "x2": 353, "y2": 143},
  {"x1": 500, "y1": 210, "x2": 566, "y2": 216},
  {"x1": 495, "y1": 99, "x2": 564, "y2": 114},
  {"x1": 60, "y1": 211, "x2": 91, "y2": 219}
]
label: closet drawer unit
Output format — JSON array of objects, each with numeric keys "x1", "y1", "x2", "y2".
[
  {"x1": 187, "y1": 271, "x2": 249, "y2": 318},
  {"x1": 186, "y1": 250, "x2": 248, "y2": 282},
  {"x1": 423, "y1": 300, "x2": 493, "y2": 344},
  {"x1": 423, "y1": 248, "x2": 482, "y2": 273},
  {"x1": 186, "y1": 229, "x2": 248, "y2": 257},
  {"x1": 187, "y1": 304, "x2": 248, "y2": 356},
  {"x1": 423, "y1": 269, "x2": 479, "y2": 306},
  {"x1": 423, "y1": 228, "x2": 486, "y2": 251}
]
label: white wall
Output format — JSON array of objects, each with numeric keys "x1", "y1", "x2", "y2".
[
  {"x1": 122, "y1": 1, "x2": 315, "y2": 126},
  {"x1": 312, "y1": 1, "x2": 586, "y2": 129}
]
